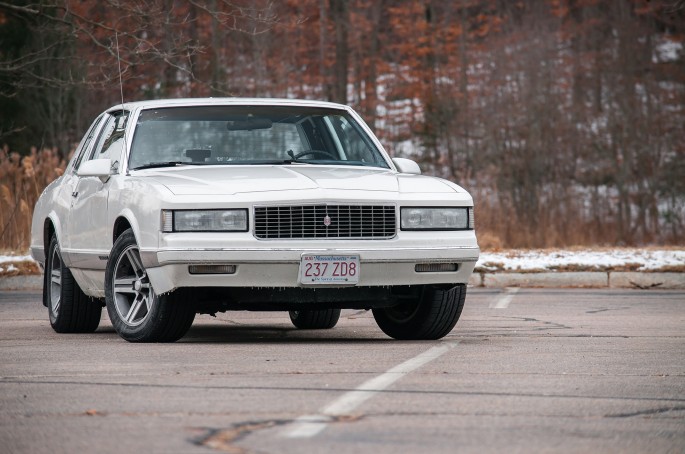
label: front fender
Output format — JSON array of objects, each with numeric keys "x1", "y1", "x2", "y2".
[
  {"x1": 30, "y1": 210, "x2": 65, "y2": 266},
  {"x1": 113, "y1": 208, "x2": 145, "y2": 248},
  {"x1": 107, "y1": 176, "x2": 170, "y2": 263}
]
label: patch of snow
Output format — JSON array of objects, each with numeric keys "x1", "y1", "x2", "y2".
[
  {"x1": 0, "y1": 255, "x2": 34, "y2": 264},
  {"x1": 477, "y1": 249, "x2": 685, "y2": 271}
]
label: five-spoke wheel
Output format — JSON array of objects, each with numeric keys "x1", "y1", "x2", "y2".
[
  {"x1": 112, "y1": 245, "x2": 155, "y2": 327},
  {"x1": 48, "y1": 243, "x2": 62, "y2": 319},
  {"x1": 105, "y1": 229, "x2": 195, "y2": 342}
]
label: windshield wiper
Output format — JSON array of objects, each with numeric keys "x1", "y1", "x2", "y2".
[
  {"x1": 238, "y1": 159, "x2": 313, "y2": 165},
  {"x1": 131, "y1": 161, "x2": 203, "y2": 170}
]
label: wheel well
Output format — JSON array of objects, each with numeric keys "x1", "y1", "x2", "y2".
[
  {"x1": 43, "y1": 219, "x2": 55, "y2": 250},
  {"x1": 113, "y1": 217, "x2": 132, "y2": 243}
]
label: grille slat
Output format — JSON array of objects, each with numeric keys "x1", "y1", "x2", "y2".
[{"x1": 254, "y1": 205, "x2": 396, "y2": 239}]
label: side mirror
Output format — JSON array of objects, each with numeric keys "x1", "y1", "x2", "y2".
[
  {"x1": 78, "y1": 158, "x2": 113, "y2": 183},
  {"x1": 392, "y1": 158, "x2": 421, "y2": 175}
]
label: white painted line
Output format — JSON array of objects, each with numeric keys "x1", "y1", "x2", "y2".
[
  {"x1": 284, "y1": 414, "x2": 333, "y2": 438},
  {"x1": 282, "y1": 341, "x2": 459, "y2": 438},
  {"x1": 489, "y1": 287, "x2": 520, "y2": 309}
]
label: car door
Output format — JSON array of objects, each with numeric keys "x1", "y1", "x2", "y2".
[
  {"x1": 64, "y1": 110, "x2": 129, "y2": 270},
  {"x1": 52, "y1": 114, "x2": 105, "y2": 259}
]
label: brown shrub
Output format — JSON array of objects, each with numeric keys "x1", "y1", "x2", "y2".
[{"x1": 0, "y1": 147, "x2": 67, "y2": 252}]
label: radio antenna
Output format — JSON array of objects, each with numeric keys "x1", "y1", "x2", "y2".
[
  {"x1": 115, "y1": 31, "x2": 125, "y2": 109},
  {"x1": 115, "y1": 31, "x2": 129, "y2": 175}
]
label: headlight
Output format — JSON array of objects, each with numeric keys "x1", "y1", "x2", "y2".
[
  {"x1": 162, "y1": 209, "x2": 248, "y2": 232},
  {"x1": 400, "y1": 207, "x2": 471, "y2": 230}
]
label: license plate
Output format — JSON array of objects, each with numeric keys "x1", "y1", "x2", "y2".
[{"x1": 298, "y1": 254, "x2": 360, "y2": 285}]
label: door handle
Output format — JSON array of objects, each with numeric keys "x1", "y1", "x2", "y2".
[{"x1": 71, "y1": 191, "x2": 78, "y2": 198}]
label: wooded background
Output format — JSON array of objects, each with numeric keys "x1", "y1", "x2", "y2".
[{"x1": 1, "y1": 0, "x2": 684, "y2": 250}]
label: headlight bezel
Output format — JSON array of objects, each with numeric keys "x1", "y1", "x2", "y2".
[
  {"x1": 162, "y1": 209, "x2": 249, "y2": 233},
  {"x1": 400, "y1": 207, "x2": 473, "y2": 231}
]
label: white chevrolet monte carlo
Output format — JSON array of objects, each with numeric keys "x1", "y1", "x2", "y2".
[{"x1": 30, "y1": 98, "x2": 479, "y2": 342}]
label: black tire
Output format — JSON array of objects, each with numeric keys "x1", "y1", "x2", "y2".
[
  {"x1": 372, "y1": 284, "x2": 466, "y2": 340},
  {"x1": 45, "y1": 234, "x2": 101, "y2": 333},
  {"x1": 289, "y1": 308, "x2": 341, "y2": 329},
  {"x1": 105, "y1": 229, "x2": 195, "y2": 342}
]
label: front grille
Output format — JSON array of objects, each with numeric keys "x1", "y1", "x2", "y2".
[{"x1": 254, "y1": 205, "x2": 396, "y2": 239}]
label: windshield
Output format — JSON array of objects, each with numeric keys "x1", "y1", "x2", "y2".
[{"x1": 128, "y1": 106, "x2": 390, "y2": 170}]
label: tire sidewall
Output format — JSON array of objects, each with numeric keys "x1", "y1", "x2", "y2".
[
  {"x1": 46, "y1": 235, "x2": 61, "y2": 326},
  {"x1": 289, "y1": 308, "x2": 341, "y2": 329},
  {"x1": 375, "y1": 286, "x2": 433, "y2": 333},
  {"x1": 373, "y1": 285, "x2": 464, "y2": 340}
]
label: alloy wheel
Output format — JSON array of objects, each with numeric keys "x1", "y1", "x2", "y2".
[
  {"x1": 112, "y1": 245, "x2": 154, "y2": 327},
  {"x1": 49, "y1": 246, "x2": 62, "y2": 317}
]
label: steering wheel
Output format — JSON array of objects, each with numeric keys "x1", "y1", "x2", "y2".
[{"x1": 292, "y1": 149, "x2": 338, "y2": 160}]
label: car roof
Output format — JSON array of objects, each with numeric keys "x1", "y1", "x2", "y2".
[{"x1": 106, "y1": 97, "x2": 351, "y2": 113}]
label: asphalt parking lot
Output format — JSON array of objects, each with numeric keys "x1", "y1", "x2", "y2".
[{"x1": 1, "y1": 288, "x2": 683, "y2": 454}]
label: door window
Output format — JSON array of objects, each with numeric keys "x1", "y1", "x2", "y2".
[
  {"x1": 88, "y1": 111, "x2": 130, "y2": 167},
  {"x1": 71, "y1": 114, "x2": 105, "y2": 173}
]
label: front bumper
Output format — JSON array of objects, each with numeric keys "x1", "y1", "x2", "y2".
[{"x1": 144, "y1": 245, "x2": 479, "y2": 294}]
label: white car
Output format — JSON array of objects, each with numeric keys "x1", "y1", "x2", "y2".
[{"x1": 30, "y1": 98, "x2": 479, "y2": 342}]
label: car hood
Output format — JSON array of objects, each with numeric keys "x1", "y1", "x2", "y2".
[{"x1": 140, "y1": 165, "x2": 460, "y2": 195}]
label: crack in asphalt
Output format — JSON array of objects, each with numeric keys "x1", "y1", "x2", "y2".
[
  {"x1": 3, "y1": 379, "x2": 684, "y2": 403},
  {"x1": 452, "y1": 333, "x2": 682, "y2": 339},
  {"x1": 490, "y1": 315, "x2": 573, "y2": 331},
  {"x1": 186, "y1": 406, "x2": 685, "y2": 452},
  {"x1": 193, "y1": 415, "x2": 363, "y2": 453},
  {"x1": 350, "y1": 409, "x2": 685, "y2": 420},
  {"x1": 4, "y1": 370, "x2": 679, "y2": 380},
  {"x1": 586, "y1": 306, "x2": 631, "y2": 314},
  {"x1": 605, "y1": 406, "x2": 685, "y2": 418},
  {"x1": 194, "y1": 420, "x2": 289, "y2": 454}
]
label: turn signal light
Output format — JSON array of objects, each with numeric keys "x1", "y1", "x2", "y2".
[
  {"x1": 188, "y1": 265, "x2": 237, "y2": 275},
  {"x1": 415, "y1": 263, "x2": 458, "y2": 273}
]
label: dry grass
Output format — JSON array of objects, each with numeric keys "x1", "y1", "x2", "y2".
[
  {"x1": 0, "y1": 260, "x2": 41, "y2": 277},
  {"x1": 474, "y1": 203, "x2": 685, "y2": 250},
  {"x1": 0, "y1": 145, "x2": 66, "y2": 251}
]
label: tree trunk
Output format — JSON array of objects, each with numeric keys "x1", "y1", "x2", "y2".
[{"x1": 329, "y1": 0, "x2": 349, "y2": 103}]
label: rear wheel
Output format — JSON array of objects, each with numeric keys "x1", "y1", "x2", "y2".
[
  {"x1": 372, "y1": 284, "x2": 466, "y2": 340},
  {"x1": 289, "y1": 308, "x2": 341, "y2": 329},
  {"x1": 45, "y1": 234, "x2": 101, "y2": 333},
  {"x1": 105, "y1": 229, "x2": 195, "y2": 342}
]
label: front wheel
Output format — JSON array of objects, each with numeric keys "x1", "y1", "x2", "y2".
[
  {"x1": 105, "y1": 229, "x2": 195, "y2": 342},
  {"x1": 45, "y1": 234, "x2": 101, "y2": 333},
  {"x1": 289, "y1": 309, "x2": 341, "y2": 329},
  {"x1": 372, "y1": 284, "x2": 466, "y2": 340}
]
